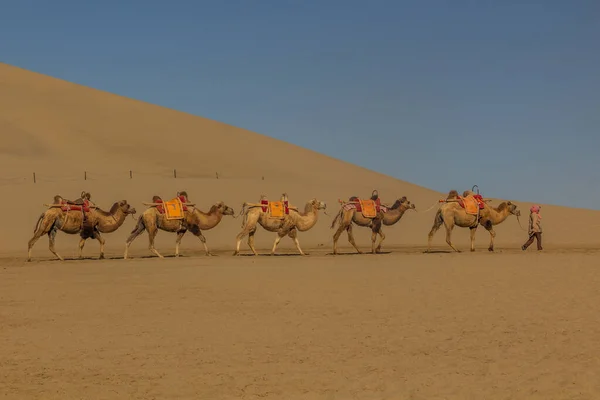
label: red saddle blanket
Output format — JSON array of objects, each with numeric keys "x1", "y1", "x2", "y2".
[
  {"x1": 59, "y1": 200, "x2": 91, "y2": 212},
  {"x1": 348, "y1": 197, "x2": 382, "y2": 213}
]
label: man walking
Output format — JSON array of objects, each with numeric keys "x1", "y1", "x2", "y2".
[{"x1": 522, "y1": 205, "x2": 543, "y2": 251}]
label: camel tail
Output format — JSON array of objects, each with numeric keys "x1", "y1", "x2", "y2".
[
  {"x1": 239, "y1": 203, "x2": 249, "y2": 228},
  {"x1": 433, "y1": 208, "x2": 443, "y2": 227},
  {"x1": 131, "y1": 214, "x2": 146, "y2": 234},
  {"x1": 330, "y1": 208, "x2": 343, "y2": 229},
  {"x1": 33, "y1": 213, "x2": 45, "y2": 233}
]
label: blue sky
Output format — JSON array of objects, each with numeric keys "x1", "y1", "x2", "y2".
[{"x1": 2, "y1": 0, "x2": 599, "y2": 209}]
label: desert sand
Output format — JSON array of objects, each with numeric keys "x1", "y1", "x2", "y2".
[{"x1": 1, "y1": 62, "x2": 600, "y2": 399}]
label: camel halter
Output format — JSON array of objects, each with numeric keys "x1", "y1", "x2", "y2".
[{"x1": 515, "y1": 213, "x2": 528, "y2": 232}]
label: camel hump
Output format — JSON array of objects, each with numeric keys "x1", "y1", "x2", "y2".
[
  {"x1": 462, "y1": 190, "x2": 475, "y2": 197},
  {"x1": 349, "y1": 196, "x2": 359, "y2": 201},
  {"x1": 446, "y1": 190, "x2": 459, "y2": 199},
  {"x1": 152, "y1": 195, "x2": 163, "y2": 203}
]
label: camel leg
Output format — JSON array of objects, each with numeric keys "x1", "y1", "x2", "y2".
[
  {"x1": 371, "y1": 220, "x2": 384, "y2": 254},
  {"x1": 48, "y1": 228, "x2": 64, "y2": 261},
  {"x1": 27, "y1": 230, "x2": 46, "y2": 262},
  {"x1": 332, "y1": 223, "x2": 347, "y2": 255},
  {"x1": 426, "y1": 211, "x2": 444, "y2": 253},
  {"x1": 346, "y1": 225, "x2": 363, "y2": 254},
  {"x1": 270, "y1": 231, "x2": 285, "y2": 255},
  {"x1": 444, "y1": 222, "x2": 461, "y2": 253},
  {"x1": 377, "y1": 231, "x2": 386, "y2": 253},
  {"x1": 28, "y1": 214, "x2": 55, "y2": 262},
  {"x1": 174, "y1": 229, "x2": 186, "y2": 257},
  {"x1": 234, "y1": 225, "x2": 257, "y2": 256},
  {"x1": 288, "y1": 228, "x2": 307, "y2": 256},
  {"x1": 233, "y1": 232, "x2": 244, "y2": 255},
  {"x1": 233, "y1": 229, "x2": 247, "y2": 256},
  {"x1": 124, "y1": 218, "x2": 147, "y2": 260},
  {"x1": 484, "y1": 222, "x2": 496, "y2": 252},
  {"x1": 78, "y1": 237, "x2": 87, "y2": 259},
  {"x1": 194, "y1": 231, "x2": 213, "y2": 256},
  {"x1": 247, "y1": 229, "x2": 258, "y2": 256},
  {"x1": 469, "y1": 227, "x2": 477, "y2": 252},
  {"x1": 234, "y1": 213, "x2": 259, "y2": 256},
  {"x1": 371, "y1": 230, "x2": 377, "y2": 254},
  {"x1": 147, "y1": 227, "x2": 164, "y2": 258},
  {"x1": 95, "y1": 232, "x2": 106, "y2": 259},
  {"x1": 375, "y1": 229, "x2": 386, "y2": 253}
]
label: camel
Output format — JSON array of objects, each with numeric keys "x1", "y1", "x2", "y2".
[
  {"x1": 426, "y1": 190, "x2": 521, "y2": 252},
  {"x1": 233, "y1": 197, "x2": 327, "y2": 256},
  {"x1": 27, "y1": 199, "x2": 137, "y2": 261},
  {"x1": 331, "y1": 196, "x2": 416, "y2": 254},
  {"x1": 124, "y1": 200, "x2": 234, "y2": 259}
]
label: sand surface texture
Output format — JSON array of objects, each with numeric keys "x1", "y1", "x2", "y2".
[{"x1": 1, "y1": 62, "x2": 600, "y2": 399}]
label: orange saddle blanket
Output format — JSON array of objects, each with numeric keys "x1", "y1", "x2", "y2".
[
  {"x1": 344, "y1": 197, "x2": 383, "y2": 218},
  {"x1": 163, "y1": 198, "x2": 185, "y2": 220},
  {"x1": 459, "y1": 195, "x2": 485, "y2": 215},
  {"x1": 261, "y1": 199, "x2": 290, "y2": 218},
  {"x1": 358, "y1": 200, "x2": 378, "y2": 218}
]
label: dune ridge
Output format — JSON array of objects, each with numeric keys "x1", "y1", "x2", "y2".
[{"x1": 1, "y1": 62, "x2": 599, "y2": 259}]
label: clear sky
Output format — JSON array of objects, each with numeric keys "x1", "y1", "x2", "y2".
[{"x1": 2, "y1": 1, "x2": 599, "y2": 209}]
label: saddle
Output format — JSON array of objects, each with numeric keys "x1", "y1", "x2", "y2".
[
  {"x1": 53, "y1": 197, "x2": 92, "y2": 213},
  {"x1": 347, "y1": 196, "x2": 383, "y2": 218},
  {"x1": 152, "y1": 196, "x2": 166, "y2": 214},
  {"x1": 459, "y1": 195, "x2": 485, "y2": 215},
  {"x1": 444, "y1": 190, "x2": 485, "y2": 216},
  {"x1": 50, "y1": 195, "x2": 95, "y2": 236}
]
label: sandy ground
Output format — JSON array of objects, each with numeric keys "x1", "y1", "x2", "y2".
[
  {"x1": 2, "y1": 247, "x2": 600, "y2": 399},
  {"x1": 3, "y1": 62, "x2": 600, "y2": 399}
]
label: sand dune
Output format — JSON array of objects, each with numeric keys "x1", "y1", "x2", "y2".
[
  {"x1": 2, "y1": 62, "x2": 600, "y2": 399},
  {"x1": 1, "y1": 62, "x2": 598, "y2": 259}
]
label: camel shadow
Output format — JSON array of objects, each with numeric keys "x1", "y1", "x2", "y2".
[
  {"x1": 235, "y1": 253, "x2": 306, "y2": 257},
  {"x1": 326, "y1": 251, "x2": 392, "y2": 256},
  {"x1": 44, "y1": 256, "x2": 110, "y2": 262},
  {"x1": 78, "y1": 255, "x2": 186, "y2": 261}
]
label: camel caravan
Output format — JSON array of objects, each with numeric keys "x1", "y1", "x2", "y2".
[{"x1": 26, "y1": 186, "x2": 522, "y2": 261}]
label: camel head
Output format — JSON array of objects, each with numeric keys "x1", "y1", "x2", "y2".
[
  {"x1": 117, "y1": 200, "x2": 137, "y2": 215},
  {"x1": 496, "y1": 201, "x2": 520, "y2": 217},
  {"x1": 506, "y1": 201, "x2": 520, "y2": 217},
  {"x1": 308, "y1": 198, "x2": 327, "y2": 211},
  {"x1": 390, "y1": 196, "x2": 416, "y2": 210},
  {"x1": 214, "y1": 201, "x2": 235, "y2": 216},
  {"x1": 447, "y1": 190, "x2": 459, "y2": 200}
]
